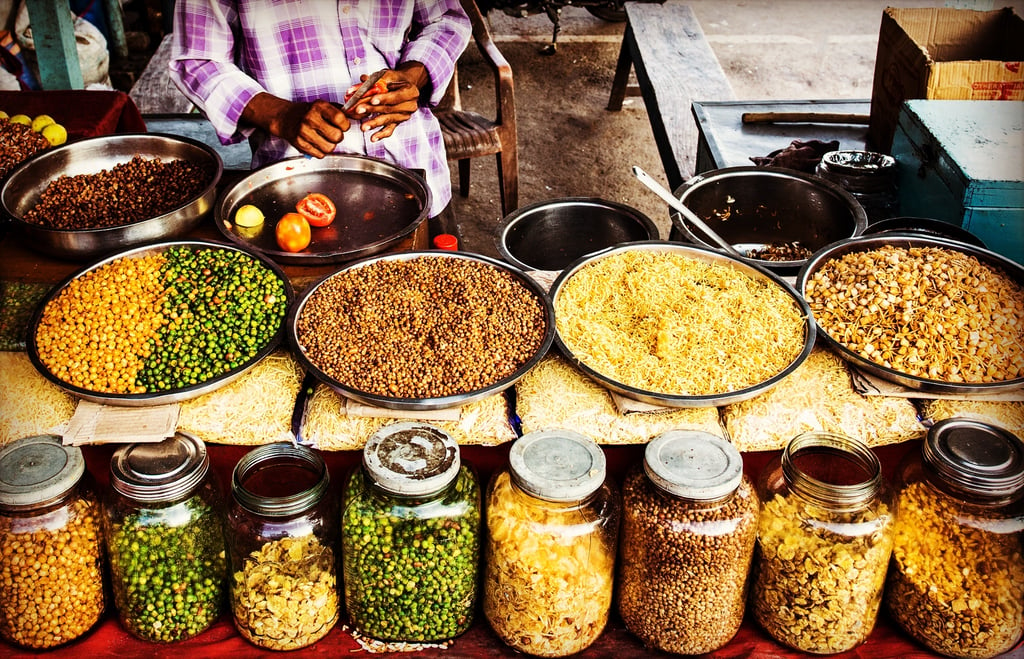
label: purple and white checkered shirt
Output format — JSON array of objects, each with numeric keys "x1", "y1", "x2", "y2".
[{"x1": 168, "y1": 0, "x2": 471, "y2": 216}]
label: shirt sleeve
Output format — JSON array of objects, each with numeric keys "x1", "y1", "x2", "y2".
[
  {"x1": 167, "y1": 0, "x2": 266, "y2": 145},
  {"x1": 402, "y1": 0, "x2": 472, "y2": 107}
]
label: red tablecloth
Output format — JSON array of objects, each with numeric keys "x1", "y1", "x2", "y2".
[{"x1": 0, "y1": 90, "x2": 146, "y2": 140}]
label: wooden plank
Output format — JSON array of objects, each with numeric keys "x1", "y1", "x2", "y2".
[
  {"x1": 24, "y1": 0, "x2": 83, "y2": 90},
  {"x1": 130, "y1": 33, "x2": 195, "y2": 114},
  {"x1": 622, "y1": 2, "x2": 734, "y2": 189}
]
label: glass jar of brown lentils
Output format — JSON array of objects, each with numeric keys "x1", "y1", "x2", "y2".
[
  {"x1": 618, "y1": 430, "x2": 758, "y2": 654},
  {"x1": 0, "y1": 435, "x2": 105, "y2": 650}
]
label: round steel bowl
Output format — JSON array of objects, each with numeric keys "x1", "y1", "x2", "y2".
[
  {"x1": 215, "y1": 154, "x2": 430, "y2": 265},
  {"x1": 670, "y1": 166, "x2": 868, "y2": 273},
  {"x1": 496, "y1": 197, "x2": 659, "y2": 271},
  {"x1": 863, "y1": 216, "x2": 987, "y2": 249},
  {"x1": 549, "y1": 240, "x2": 816, "y2": 408},
  {"x1": 27, "y1": 240, "x2": 293, "y2": 407},
  {"x1": 289, "y1": 250, "x2": 555, "y2": 411},
  {"x1": 1, "y1": 133, "x2": 223, "y2": 261},
  {"x1": 796, "y1": 233, "x2": 1024, "y2": 395}
]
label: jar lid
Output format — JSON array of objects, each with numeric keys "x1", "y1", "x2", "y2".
[
  {"x1": 644, "y1": 430, "x2": 743, "y2": 500},
  {"x1": 924, "y1": 418, "x2": 1024, "y2": 499},
  {"x1": 509, "y1": 430, "x2": 605, "y2": 502},
  {"x1": 110, "y1": 432, "x2": 210, "y2": 503},
  {"x1": 363, "y1": 422, "x2": 460, "y2": 497},
  {"x1": 0, "y1": 435, "x2": 85, "y2": 509}
]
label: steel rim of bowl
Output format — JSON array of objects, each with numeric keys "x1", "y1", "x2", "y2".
[
  {"x1": 795, "y1": 232, "x2": 1024, "y2": 395},
  {"x1": 549, "y1": 240, "x2": 816, "y2": 408},
  {"x1": 863, "y1": 217, "x2": 988, "y2": 249},
  {"x1": 26, "y1": 239, "x2": 294, "y2": 407},
  {"x1": 1, "y1": 132, "x2": 224, "y2": 260},
  {"x1": 495, "y1": 196, "x2": 659, "y2": 272},
  {"x1": 288, "y1": 250, "x2": 556, "y2": 411},
  {"x1": 670, "y1": 166, "x2": 869, "y2": 269}
]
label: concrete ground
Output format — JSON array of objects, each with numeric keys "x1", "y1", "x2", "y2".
[{"x1": 452, "y1": 0, "x2": 1024, "y2": 258}]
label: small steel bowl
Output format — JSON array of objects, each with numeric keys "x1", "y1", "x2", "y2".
[
  {"x1": 27, "y1": 240, "x2": 293, "y2": 407},
  {"x1": 496, "y1": 197, "x2": 659, "y2": 272},
  {"x1": 863, "y1": 216, "x2": 987, "y2": 249},
  {"x1": 550, "y1": 241, "x2": 816, "y2": 408},
  {"x1": 289, "y1": 250, "x2": 555, "y2": 411},
  {"x1": 796, "y1": 233, "x2": 1024, "y2": 395},
  {"x1": 1, "y1": 133, "x2": 223, "y2": 261}
]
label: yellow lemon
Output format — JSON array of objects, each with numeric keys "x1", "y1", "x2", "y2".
[
  {"x1": 31, "y1": 114, "x2": 56, "y2": 132},
  {"x1": 9, "y1": 114, "x2": 31, "y2": 126},
  {"x1": 234, "y1": 204, "x2": 265, "y2": 227},
  {"x1": 41, "y1": 123, "x2": 68, "y2": 146}
]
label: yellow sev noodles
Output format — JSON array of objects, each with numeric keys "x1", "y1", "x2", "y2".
[{"x1": 554, "y1": 250, "x2": 806, "y2": 396}]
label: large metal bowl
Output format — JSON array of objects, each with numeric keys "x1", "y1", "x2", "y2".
[
  {"x1": 215, "y1": 154, "x2": 430, "y2": 265},
  {"x1": 289, "y1": 250, "x2": 555, "y2": 411},
  {"x1": 550, "y1": 241, "x2": 816, "y2": 408},
  {"x1": 670, "y1": 166, "x2": 868, "y2": 273},
  {"x1": 27, "y1": 240, "x2": 293, "y2": 407},
  {"x1": 796, "y1": 233, "x2": 1024, "y2": 395},
  {"x1": 1, "y1": 133, "x2": 223, "y2": 261},
  {"x1": 496, "y1": 197, "x2": 659, "y2": 272}
]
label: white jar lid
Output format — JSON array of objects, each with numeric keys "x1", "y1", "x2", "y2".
[
  {"x1": 509, "y1": 429, "x2": 605, "y2": 502},
  {"x1": 0, "y1": 435, "x2": 84, "y2": 509},
  {"x1": 363, "y1": 422, "x2": 460, "y2": 497},
  {"x1": 644, "y1": 430, "x2": 742, "y2": 500}
]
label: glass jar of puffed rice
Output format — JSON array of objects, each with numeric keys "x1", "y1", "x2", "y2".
[
  {"x1": 885, "y1": 419, "x2": 1024, "y2": 659},
  {"x1": 751, "y1": 431, "x2": 894, "y2": 654},
  {"x1": 483, "y1": 430, "x2": 619, "y2": 657},
  {"x1": 618, "y1": 430, "x2": 758, "y2": 655},
  {"x1": 0, "y1": 435, "x2": 105, "y2": 650}
]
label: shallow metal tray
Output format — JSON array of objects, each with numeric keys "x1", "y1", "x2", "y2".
[
  {"x1": 1, "y1": 133, "x2": 223, "y2": 261},
  {"x1": 215, "y1": 154, "x2": 430, "y2": 265},
  {"x1": 549, "y1": 240, "x2": 816, "y2": 408},
  {"x1": 27, "y1": 240, "x2": 293, "y2": 407},
  {"x1": 796, "y1": 233, "x2": 1024, "y2": 395},
  {"x1": 289, "y1": 250, "x2": 555, "y2": 411}
]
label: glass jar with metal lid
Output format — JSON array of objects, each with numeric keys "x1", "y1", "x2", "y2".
[
  {"x1": 750, "y1": 431, "x2": 894, "y2": 654},
  {"x1": 0, "y1": 435, "x2": 105, "y2": 650},
  {"x1": 618, "y1": 430, "x2": 758, "y2": 655},
  {"x1": 342, "y1": 422, "x2": 480, "y2": 642},
  {"x1": 885, "y1": 419, "x2": 1024, "y2": 659},
  {"x1": 102, "y1": 432, "x2": 227, "y2": 643},
  {"x1": 483, "y1": 429, "x2": 620, "y2": 657},
  {"x1": 226, "y1": 442, "x2": 339, "y2": 650}
]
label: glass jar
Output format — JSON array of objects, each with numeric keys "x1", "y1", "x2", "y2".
[
  {"x1": 618, "y1": 430, "x2": 758, "y2": 655},
  {"x1": 483, "y1": 429, "x2": 620, "y2": 657},
  {"x1": 342, "y1": 422, "x2": 480, "y2": 642},
  {"x1": 0, "y1": 435, "x2": 105, "y2": 649},
  {"x1": 103, "y1": 432, "x2": 227, "y2": 643},
  {"x1": 885, "y1": 419, "x2": 1024, "y2": 659},
  {"x1": 751, "y1": 432, "x2": 894, "y2": 654},
  {"x1": 227, "y1": 442, "x2": 339, "y2": 650}
]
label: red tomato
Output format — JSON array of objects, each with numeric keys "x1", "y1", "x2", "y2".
[
  {"x1": 275, "y1": 212, "x2": 311, "y2": 252},
  {"x1": 296, "y1": 192, "x2": 337, "y2": 227}
]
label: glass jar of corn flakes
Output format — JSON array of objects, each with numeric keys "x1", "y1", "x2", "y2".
[
  {"x1": 483, "y1": 429, "x2": 619, "y2": 657},
  {"x1": 0, "y1": 435, "x2": 105, "y2": 650},
  {"x1": 227, "y1": 442, "x2": 339, "y2": 650},
  {"x1": 751, "y1": 431, "x2": 894, "y2": 654},
  {"x1": 885, "y1": 419, "x2": 1024, "y2": 659},
  {"x1": 618, "y1": 430, "x2": 758, "y2": 655}
]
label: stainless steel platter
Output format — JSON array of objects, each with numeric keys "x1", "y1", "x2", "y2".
[
  {"x1": 796, "y1": 233, "x2": 1024, "y2": 395},
  {"x1": 27, "y1": 240, "x2": 293, "y2": 407},
  {"x1": 289, "y1": 250, "x2": 555, "y2": 411},
  {"x1": 1, "y1": 133, "x2": 223, "y2": 261},
  {"x1": 550, "y1": 241, "x2": 816, "y2": 408},
  {"x1": 216, "y1": 154, "x2": 430, "y2": 265}
]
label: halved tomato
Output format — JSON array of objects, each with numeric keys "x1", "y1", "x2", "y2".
[
  {"x1": 276, "y1": 212, "x2": 312, "y2": 252},
  {"x1": 296, "y1": 192, "x2": 337, "y2": 227}
]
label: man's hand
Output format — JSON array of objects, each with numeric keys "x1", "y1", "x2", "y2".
[
  {"x1": 242, "y1": 94, "x2": 350, "y2": 158},
  {"x1": 347, "y1": 63, "x2": 432, "y2": 142}
]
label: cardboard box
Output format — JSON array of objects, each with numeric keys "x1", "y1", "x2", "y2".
[{"x1": 868, "y1": 7, "x2": 1024, "y2": 152}]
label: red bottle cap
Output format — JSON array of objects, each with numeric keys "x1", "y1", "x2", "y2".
[{"x1": 433, "y1": 234, "x2": 458, "y2": 250}]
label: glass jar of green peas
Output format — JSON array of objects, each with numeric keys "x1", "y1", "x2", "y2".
[
  {"x1": 342, "y1": 422, "x2": 481, "y2": 642},
  {"x1": 102, "y1": 432, "x2": 228, "y2": 643}
]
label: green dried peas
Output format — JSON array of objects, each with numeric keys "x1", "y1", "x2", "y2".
[
  {"x1": 106, "y1": 494, "x2": 227, "y2": 643},
  {"x1": 342, "y1": 467, "x2": 480, "y2": 642}
]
